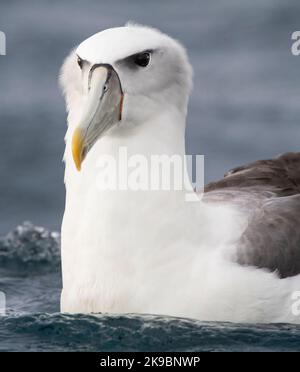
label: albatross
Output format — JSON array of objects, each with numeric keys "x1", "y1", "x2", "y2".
[{"x1": 60, "y1": 24, "x2": 300, "y2": 323}]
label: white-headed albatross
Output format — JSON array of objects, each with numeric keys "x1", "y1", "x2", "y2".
[{"x1": 60, "y1": 24, "x2": 300, "y2": 323}]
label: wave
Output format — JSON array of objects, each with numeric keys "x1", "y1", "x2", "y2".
[
  {"x1": 0, "y1": 222, "x2": 60, "y2": 269},
  {"x1": 1, "y1": 312, "x2": 300, "y2": 352}
]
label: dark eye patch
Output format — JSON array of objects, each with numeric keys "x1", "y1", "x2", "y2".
[
  {"x1": 116, "y1": 49, "x2": 153, "y2": 70},
  {"x1": 77, "y1": 55, "x2": 85, "y2": 69},
  {"x1": 134, "y1": 52, "x2": 151, "y2": 67}
]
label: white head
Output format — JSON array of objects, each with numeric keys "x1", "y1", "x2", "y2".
[{"x1": 60, "y1": 24, "x2": 193, "y2": 170}]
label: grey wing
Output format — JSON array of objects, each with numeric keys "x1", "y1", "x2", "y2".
[{"x1": 204, "y1": 152, "x2": 300, "y2": 278}]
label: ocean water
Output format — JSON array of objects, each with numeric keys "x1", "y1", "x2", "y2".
[
  {"x1": 0, "y1": 222, "x2": 299, "y2": 352},
  {"x1": 1, "y1": 0, "x2": 300, "y2": 351},
  {"x1": 1, "y1": 0, "x2": 300, "y2": 234}
]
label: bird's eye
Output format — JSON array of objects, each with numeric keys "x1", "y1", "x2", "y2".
[
  {"x1": 134, "y1": 52, "x2": 151, "y2": 67},
  {"x1": 77, "y1": 56, "x2": 83, "y2": 69}
]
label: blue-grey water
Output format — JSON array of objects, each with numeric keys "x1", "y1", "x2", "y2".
[
  {"x1": 1, "y1": 0, "x2": 300, "y2": 351},
  {"x1": 0, "y1": 222, "x2": 300, "y2": 352}
]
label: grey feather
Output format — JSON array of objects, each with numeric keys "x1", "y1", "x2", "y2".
[{"x1": 204, "y1": 152, "x2": 300, "y2": 278}]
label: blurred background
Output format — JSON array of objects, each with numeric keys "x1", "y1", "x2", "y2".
[{"x1": 0, "y1": 0, "x2": 299, "y2": 234}]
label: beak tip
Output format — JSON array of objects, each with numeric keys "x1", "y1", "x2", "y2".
[
  {"x1": 75, "y1": 162, "x2": 81, "y2": 172},
  {"x1": 72, "y1": 128, "x2": 84, "y2": 172}
]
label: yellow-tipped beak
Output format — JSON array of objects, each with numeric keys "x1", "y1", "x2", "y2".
[
  {"x1": 70, "y1": 64, "x2": 123, "y2": 171},
  {"x1": 72, "y1": 128, "x2": 85, "y2": 171}
]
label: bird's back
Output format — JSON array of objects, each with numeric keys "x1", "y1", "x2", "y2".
[{"x1": 204, "y1": 152, "x2": 300, "y2": 278}]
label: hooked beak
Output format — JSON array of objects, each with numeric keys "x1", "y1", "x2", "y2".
[{"x1": 72, "y1": 64, "x2": 123, "y2": 171}]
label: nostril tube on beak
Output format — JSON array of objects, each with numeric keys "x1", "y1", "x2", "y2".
[{"x1": 71, "y1": 64, "x2": 123, "y2": 171}]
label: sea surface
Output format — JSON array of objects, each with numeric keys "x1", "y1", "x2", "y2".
[
  {"x1": 0, "y1": 222, "x2": 299, "y2": 352},
  {"x1": 1, "y1": 0, "x2": 300, "y2": 351}
]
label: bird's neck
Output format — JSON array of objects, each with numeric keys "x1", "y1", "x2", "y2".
[
  {"x1": 63, "y1": 108, "x2": 206, "y2": 252},
  {"x1": 64, "y1": 107, "x2": 188, "y2": 186}
]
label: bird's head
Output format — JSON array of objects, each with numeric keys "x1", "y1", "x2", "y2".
[{"x1": 60, "y1": 24, "x2": 193, "y2": 171}]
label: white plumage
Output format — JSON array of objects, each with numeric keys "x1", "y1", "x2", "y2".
[{"x1": 60, "y1": 24, "x2": 300, "y2": 323}]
